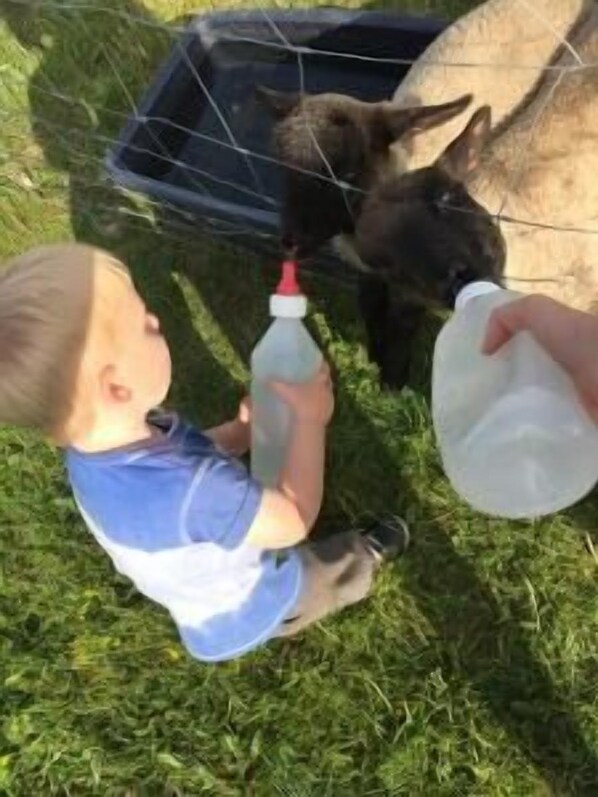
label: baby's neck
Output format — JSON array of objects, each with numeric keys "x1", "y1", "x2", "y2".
[{"x1": 69, "y1": 414, "x2": 160, "y2": 453}]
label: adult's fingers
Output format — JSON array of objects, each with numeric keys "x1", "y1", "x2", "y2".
[
  {"x1": 482, "y1": 295, "x2": 598, "y2": 412},
  {"x1": 482, "y1": 296, "x2": 539, "y2": 355}
]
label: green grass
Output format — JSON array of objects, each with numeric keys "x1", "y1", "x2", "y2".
[{"x1": 0, "y1": 0, "x2": 597, "y2": 794}]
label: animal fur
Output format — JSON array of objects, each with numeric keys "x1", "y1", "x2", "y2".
[
  {"x1": 259, "y1": 0, "x2": 598, "y2": 386},
  {"x1": 390, "y1": 0, "x2": 590, "y2": 171},
  {"x1": 355, "y1": 0, "x2": 598, "y2": 309},
  {"x1": 259, "y1": 0, "x2": 590, "y2": 252},
  {"x1": 467, "y1": 2, "x2": 598, "y2": 311}
]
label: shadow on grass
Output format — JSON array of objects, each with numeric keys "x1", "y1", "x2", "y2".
[{"x1": 1, "y1": 0, "x2": 598, "y2": 793}]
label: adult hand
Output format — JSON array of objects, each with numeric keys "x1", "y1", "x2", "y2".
[{"x1": 483, "y1": 294, "x2": 598, "y2": 422}]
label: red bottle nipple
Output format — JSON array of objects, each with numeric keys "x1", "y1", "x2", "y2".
[{"x1": 276, "y1": 260, "x2": 301, "y2": 296}]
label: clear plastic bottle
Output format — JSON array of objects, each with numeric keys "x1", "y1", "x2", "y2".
[
  {"x1": 432, "y1": 281, "x2": 598, "y2": 519},
  {"x1": 250, "y1": 261, "x2": 322, "y2": 486}
]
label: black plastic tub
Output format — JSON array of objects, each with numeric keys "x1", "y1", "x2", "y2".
[{"x1": 106, "y1": 9, "x2": 446, "y2": 277}]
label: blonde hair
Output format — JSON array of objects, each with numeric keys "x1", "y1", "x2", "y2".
[{"x1": 0, "y1": 243, "x2": 127, "y2": 442}]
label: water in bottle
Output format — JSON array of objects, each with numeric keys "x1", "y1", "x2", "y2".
[{"x1": 250, "y1": 261, "x2": 322, "y2": 486}]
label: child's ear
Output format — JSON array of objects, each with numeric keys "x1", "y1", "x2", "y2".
[{"x1": 100, "y1": 364, "x2": 131, "y2": 404}]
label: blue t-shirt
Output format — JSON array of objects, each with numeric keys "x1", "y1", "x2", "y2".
[{"x1": 65, "y1": 412, "x2": 303, "y2": 662}]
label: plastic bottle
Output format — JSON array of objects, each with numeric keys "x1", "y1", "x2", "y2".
[
  {"x1": 250, "y1": 261, "x2": 322, "y2": 486},
  {"x1": 432, "y1": 281, "x2": 598, "y2": 519}
]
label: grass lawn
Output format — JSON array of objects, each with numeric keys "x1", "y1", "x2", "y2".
[{"x1": 0, "y1": 0, "x2": 597, "y2": 794}]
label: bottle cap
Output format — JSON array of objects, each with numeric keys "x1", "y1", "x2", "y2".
[
  {"x1": 455, "y1": 280, "x2": 501, "y2": 311},
  {"x1": 270, "y1": 260, "x2": 307, "y2": 318},
  {"x1": 270, "y1": 294, "x2": 308, "y2": 318}
]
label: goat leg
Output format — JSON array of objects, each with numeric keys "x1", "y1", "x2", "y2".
[{"x1": 358, "y1": 275, "x2": 425, "y2": 390}]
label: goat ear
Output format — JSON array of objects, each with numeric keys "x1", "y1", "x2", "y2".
[
  {"x1": 255, "y1": 86, "x2": 301, "y2": 117},
  {"x1": 376, "y1": 94, "x2": 472, "y2": 147},
  {"x1": 436, "y1": 106, "x2": 492, "y2": 181}
]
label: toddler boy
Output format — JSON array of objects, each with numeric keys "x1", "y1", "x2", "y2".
[{"x1": 0, "y1": 243, "x2": 408, "y2": 661}]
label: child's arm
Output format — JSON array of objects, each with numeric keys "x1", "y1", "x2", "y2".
[
  {"x1": 245, "y1": 363, "x2": 333, "y2": 549},
  {"x1": 204, "y1": 398, "x2": 251, "y2": 457},
  {"x1": 204, "y1": 419, "x2": 249, "y2": 458}
]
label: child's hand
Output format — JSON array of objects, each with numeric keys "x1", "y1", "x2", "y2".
[
  {"x1": 224, "y1": 396, "x2": 251, "y2": 455},
  {"x1": 271, "y1": 361, "x2": 334, "y2": 426},
  {"x1": 204, "y1": 397, "x2": 251, "y2": 457},
  {"x1": 238, "y1": 396, "x2": 251, "y2": 426},
  {"x1": 233, "y1": 396, "x2": 251, "y2": 454}
]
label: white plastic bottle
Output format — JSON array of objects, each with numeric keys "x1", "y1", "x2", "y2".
[
  {"x1": 250, "y1": 261, "x2": 322, "y2": 486},
  {"x1": 432, "y1": 281, "x2": 598, "y2": 519}
]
